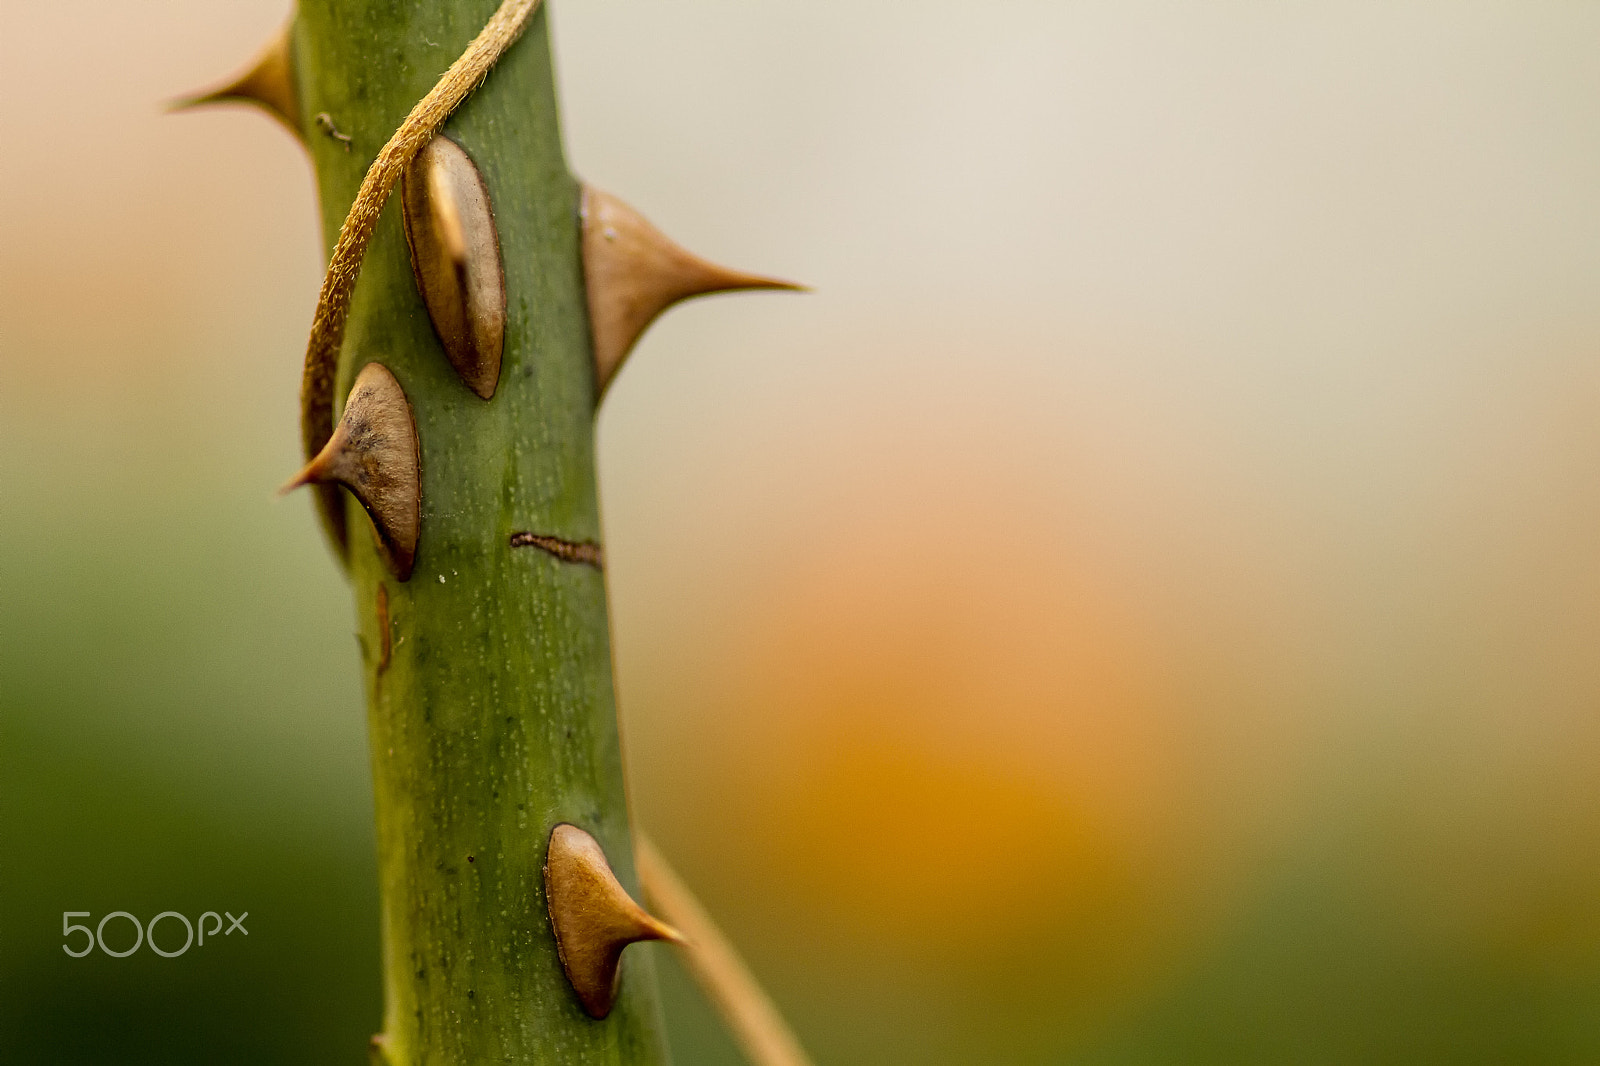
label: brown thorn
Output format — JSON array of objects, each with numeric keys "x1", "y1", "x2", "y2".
[
  {"x1": 171, "y1": 21, "x2": 302, "y2": 140},
  {"x1": 508, "y1": 532, "x2": 603, "y2": 569},
  {"x1": 367, "y1": 1034, "x2": 393, "y2": 1066},
  {"x1": 282, "y1": 363, "x2": 421, "y2": 581},
  {"x1": 402, "y1": 135, "x2": 506, "y2": 399},
  {"x1": 580, "y1": 185, "x2": 805, "y2": 401},
  {"x1": 299, "y1": 0, "x2": 543, "y2": 559},
  {"x1": 544, "y1": 824, "x2": 682, "y2": 1019}
]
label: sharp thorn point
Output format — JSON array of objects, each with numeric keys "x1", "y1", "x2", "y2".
[{"x1": 277, "y1": 466, "x2": 315, "y2": 496}]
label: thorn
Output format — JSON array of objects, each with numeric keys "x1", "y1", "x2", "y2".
[
  {"x1": 282, "y1": 363, "x2": 421, "y2": 581},
  {"x1": 368, "y1": 1034, "x2": 393, "y2": 1066},
  {"x1": 171, "y1": 21, "x2": 301, "y2": 140},
  {"x1": 580, "y1": 185, "x2": 804, "y2": 400},
  {"x1": 402, "y1": 135, "x2": 505, "y2": 399},
  {"x1": 544, "y1": 823, "x2": 683, "y2": 1019}
]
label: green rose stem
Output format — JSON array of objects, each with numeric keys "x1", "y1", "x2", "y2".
[{"x1": 181, "y1": 1, "x2": 810, "y2": 1063}]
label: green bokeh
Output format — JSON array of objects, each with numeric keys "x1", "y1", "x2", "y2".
[{"x1": 6, "y1": 387, "x2": 1600, "y2": 1064}]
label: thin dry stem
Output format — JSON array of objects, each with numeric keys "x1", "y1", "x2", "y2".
[
  {"x1": 636, "y1": 834, "x2": 815, "y2": 1066},
  {"x1": 299, "y1": 0, "x2": 542, "y2": 549}
]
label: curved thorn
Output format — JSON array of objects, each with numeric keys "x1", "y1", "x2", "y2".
[
  {"x1": 580, "y1": 185, "x2": 804, "y2": 400},
  {"x1": 171, "y1": 21, "x2": 302, "y2": 140},
  {"x1": 545, "y1": 824, "x2": 682, "y2": 1019},
  {"x1": 282, "y1": 363, "x2": 421, "y2": 581}
]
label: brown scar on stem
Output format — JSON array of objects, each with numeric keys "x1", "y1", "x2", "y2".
[
  {"x1": 315, "y1": 111, "x2": 353, "y2": 151},
  {"x1": 509, "y1": 532, "x2": 604, "y2": 569}
]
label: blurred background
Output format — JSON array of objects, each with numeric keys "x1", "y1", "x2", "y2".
[{"x1": 5, "y1": 1, "x2": 1600, "y2": 1062}]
